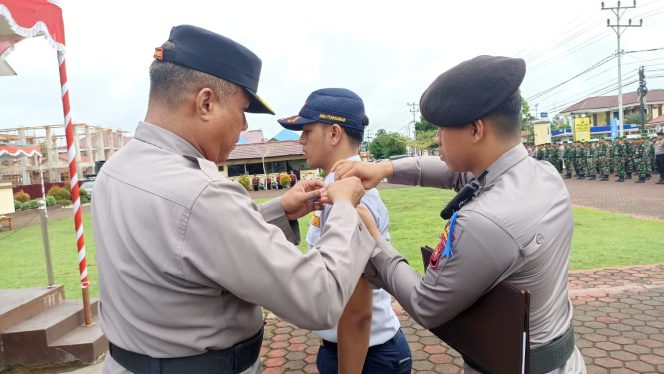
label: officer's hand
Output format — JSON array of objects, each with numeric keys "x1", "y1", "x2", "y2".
[
  {"x1": 326, "y1": 177, "x2": 365, "y2": 206},
  {"x1": 331, "y1": 160, "x2": 393, "y2": 190},
  {"x1": 356, "y1": 205, "x2": 379, "y2": 238},
  {"x1": 282, "y1": 179, "x2": 327, "y2": 220}
]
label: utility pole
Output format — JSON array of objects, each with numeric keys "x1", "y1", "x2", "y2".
[
  {"x1": 363, "y1": 129, "x2": 374, "y2": 152},
  {"x1": 602, "y1": 0, "x2": 642, "y2": 138},
  {"x1": 407, "y1": 102, "x2": 419, "y2": 140},
  {"x1": 638, "y1": 65, "x2": 648, "y2": 134}
]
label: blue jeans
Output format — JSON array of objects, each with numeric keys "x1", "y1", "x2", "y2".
[{"x1": 316, "y1": 329, "x2": 412, "y2": 374}]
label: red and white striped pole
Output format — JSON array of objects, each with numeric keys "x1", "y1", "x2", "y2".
[{"x1": 58, "y1": 50, "x2": 93, "y2": 326}]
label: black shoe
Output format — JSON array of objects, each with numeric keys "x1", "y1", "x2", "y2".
[
  {"x1": 564, "y1": 175, "x2": 571, "y2": 179},
  {"x1": 626, "y1": 174, "x2": 632, "y2": 179},
  {"x1": 636, "y1": 178, "x2": 645, "y2": 183},
  {"x1": 656, "y1": 180, "x2": 664, "y2": 185},
  {"x1": 601, "y1": 176, "x2": 609, "y2": 181},
  {"x1": 617, "y1": 178, "x2": 625, "y2": 182},
  {"x1": 589, "y1": 176, "x2": 596, "y2": 180}
]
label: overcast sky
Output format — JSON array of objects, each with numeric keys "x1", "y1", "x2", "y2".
[{"x1": 2, "y1": 0, "x2": 664, "y2": 139}]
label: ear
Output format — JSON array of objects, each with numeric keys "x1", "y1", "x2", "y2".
[
  {"x1": 329, "y1": 124, "x2": 343, "y2": 145},
  {"x1": 471, "y1": 119, "x2": 485, "y2": 143},
  {"x1": 195, "y1": 88, "x2": 215, "y2": 121}
]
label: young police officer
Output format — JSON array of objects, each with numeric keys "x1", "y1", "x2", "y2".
[
  {"x1": 333, "y1": 56, "x2": 586, "y2": 373},
  {"x1": 279, "y1": 88, "x2": 412, "y2": 373}
]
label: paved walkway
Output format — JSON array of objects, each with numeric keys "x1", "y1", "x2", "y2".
[{"x1": 562, "y1": 175, "x2": 664, "y2": 220}]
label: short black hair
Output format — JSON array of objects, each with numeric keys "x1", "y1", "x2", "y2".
[
  {"x1": 484, "y1": 91, "x2": 522, "y2": 139},
  {"x1": 344, "y1": 114, "x2": 369, "y2": 147}
]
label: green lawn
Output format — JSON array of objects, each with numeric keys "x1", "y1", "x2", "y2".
[{"x1": 1, "y1": 187, "x2": 663, "y2": 299}]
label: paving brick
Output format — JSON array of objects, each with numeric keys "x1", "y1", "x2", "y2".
[
  {"x1": 625, "y1": 360, "x2": 655, "y2": 372},
  {"x1": 582, "y1": 347, "x2": 608, "y2": 358},
  {"x1": 429, "y1": 353, "x2": 454, "y2": 364},
  {"x1": 608, "y1": 350, "x2": 638, "y2": 361},
  {"x1": 412, "y1": 359, "x2": 435, "y2": 371},
  {"x1": 594, "y1": 357, "x2": 623, "y2": 368},
  {"x1": 641, "y1": 354, "x2": 664, "y2": 365},
  {"x1": 596, "y1": 341, "x2": 621, "y2": 351},
  {"x1": 423, "y1": 345, "x2": 446, "y2": 354}
]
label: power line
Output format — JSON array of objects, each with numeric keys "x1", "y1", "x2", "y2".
[
  {"x1": 624, "y1": 46, "x2": 664, "y2": 54},
  {"x1": 528, "y1": 32, "x2": 611, "y2": 73},
  {"x1": 527, "y1": 54, "x2": 615, "y2": 101}
]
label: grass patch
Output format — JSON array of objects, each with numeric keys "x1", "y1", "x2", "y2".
[{"x1": 2, "y1": 187, "x2": 663, "y2": 299}]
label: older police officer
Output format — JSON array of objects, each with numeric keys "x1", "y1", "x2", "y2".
[
  {"x1": 94, "y1": 25, "x2": 375, "y2": 374},
  {"x1": 334, "y1": 56, "x2": 586, "y2": 373}
]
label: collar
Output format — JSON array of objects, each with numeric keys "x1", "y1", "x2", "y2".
[
  {"x1": 324, "y1": 154, "x2": 361, "y2": 184},
  {"x1": 133, "y1": 121, "x2": 205, "y2": 159},
  {"x1": 482, "y1": 143, "x2": 529, "y2": 186}
]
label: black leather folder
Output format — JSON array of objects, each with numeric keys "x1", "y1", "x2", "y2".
[{"x1": 421, "y1": 246, "x2": 531, "y2": 374}]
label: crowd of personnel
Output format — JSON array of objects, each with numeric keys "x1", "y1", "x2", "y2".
[{"x1": 527, "y1": 133, "x2": 664, "y2": 184}]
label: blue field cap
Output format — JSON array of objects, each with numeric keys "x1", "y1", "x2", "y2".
[
  {"x1": 154, "y1": 25, "x2": 274, "y2": 114},
  {"x1": 278, "y1": 88, "x2": 367, "y2": 131}
]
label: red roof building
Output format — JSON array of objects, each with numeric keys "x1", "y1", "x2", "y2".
[{"x1": 560, "y1": 89, "x2": 664, "y2": 129}]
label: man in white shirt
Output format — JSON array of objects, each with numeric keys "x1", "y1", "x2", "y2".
[{"x1": 278, "y1": 88, "x2": 412, "y2": 373}]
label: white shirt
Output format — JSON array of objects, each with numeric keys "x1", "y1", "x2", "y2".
[{"x1": 306, "y1": 155, "x2": 401, "y2": 346}]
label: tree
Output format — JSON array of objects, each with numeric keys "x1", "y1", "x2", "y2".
[
  {"x1": 521, "y1": 98, "x2": 536, "y2": 143},
  {"x1": 550, "y1": 114, "x2": 570, "y2": 130},
  {"x1": 369, "y1": 129, "x2": 407, "y2": 159},
  {"x1": 410, "y1": 116, "x2": 437, "y2": 153}
]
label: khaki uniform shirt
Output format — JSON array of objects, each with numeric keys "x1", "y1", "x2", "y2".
[
  {"x1": 94, "y1": 122, "x2": 374, "y2": 373},
  {"x1": 364, "y1": 144, "x2": 585, "y2": 373}
]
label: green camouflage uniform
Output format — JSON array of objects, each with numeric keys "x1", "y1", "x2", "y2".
[
  {"x1": 550, "y1": 145, "x2": 562, "y2": 173},
  {"x1": 635, "y1": 141, "x2": 648, "y2": 182},
  {"x1": 613, "y1": 141, "x2": 626, "y2": 180},
  {"x1": 576, "y1": 145, "x2": 587, "y2": 178},
  {"x1": 586, "y1": 144, "x2": 597, "y2": 179},
  {"x1": 563, "y1": 145, "x2": 574, "y2": 178},
  {"x1": 597, "y1": 141, "x2": 611, "y2": 179},
  {"x1": 625, "y1": 140, "x2": 635, "y2": 178}
]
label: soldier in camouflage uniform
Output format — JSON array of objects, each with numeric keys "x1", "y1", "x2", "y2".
[
  {"x1": 550, "y1": 143, "x2": 563, "y2": 173},
  {"x1": 563, "y1": 142, "x2": 574, "y2": 178},
  {"x1": 576, "y1": 142, "x2": 587, "y2": 179},
  {"x1": 614, "y1": 138, "x2": 626, "y2": 182},
  {"x1": 624, "y1": 138, "x2": 634, "y2": 179},
  {"x1": 586, "y1": 142, "x2": 597, "y2": 180},
  {"x1": 572, "y1": 142, "x2": 580, "y2": 178},
  {"x1": 597, "y1": 138, "x2": 611, "y2": 181},
  {"x1": 634, "y1": 139, "x2": 648, "y2": 183}
]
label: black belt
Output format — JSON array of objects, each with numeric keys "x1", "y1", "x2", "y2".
[
  {"x1": 463, "y1": 325, "x2": 574, "y2": 374},
  {"x1": 109, "y1": 327, "x2": 263, "y2": 374},
  {"x1": 530, "y1": 325, "x2": 575, "y2": 374}
]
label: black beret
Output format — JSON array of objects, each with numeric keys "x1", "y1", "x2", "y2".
[
  {"x1": 420, "y1": 55, "x2": 526, "y2": 127},
  {"x1": 155, "y1": 25, "x2": 273, "y2": 114}
]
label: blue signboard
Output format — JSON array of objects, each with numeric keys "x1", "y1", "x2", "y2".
[
  {"x1": 610, "y1": 118, "x2": 618, "y2": 141},
  {"x1": 540, "y1": 112, "x2": 548, "y2": 118}
]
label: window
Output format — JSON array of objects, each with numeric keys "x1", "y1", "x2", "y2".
[
  {"x1": 245, "y1": 163, "x2": 265, "y2": 175},
  {"x1": 227, "y1": 164, "x2": 246, "y2": 177},
  {"x1": 265, "y1": 161, "x2": 286, "y2": 174}
]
